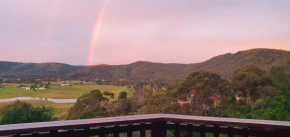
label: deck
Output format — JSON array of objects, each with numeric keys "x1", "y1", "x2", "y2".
[{"x1": 0, "y1": 114, "x2": 289, "y2": 137}]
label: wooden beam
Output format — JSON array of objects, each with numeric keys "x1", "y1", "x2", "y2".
[{"x1": 1, "y1": 114, "x2": 290, "y2": 136}]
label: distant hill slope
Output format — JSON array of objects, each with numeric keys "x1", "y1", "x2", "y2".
[
  {"x1": 194, "y1": 48, "x2": 290, "y2": 79},
  {"x1": 0, "y1": 62, "x2": 85, "y2": 78},
  {"x1": 1, "y1": 49, "x2": 290, "y2": 80},
  {"x1": 69, "y1": 49, "x2": 290, "y2": 81}
]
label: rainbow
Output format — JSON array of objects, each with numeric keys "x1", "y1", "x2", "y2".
[{"x1": 87, "y1": 0, "x2": 110, "y2": 66}]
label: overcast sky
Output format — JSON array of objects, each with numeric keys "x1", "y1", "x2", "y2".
[{"x1": 0, "y1": 0, "x2": 290, "y2": 65}]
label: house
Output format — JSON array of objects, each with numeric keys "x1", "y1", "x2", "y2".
[
  {"x1": 177, "y1": 89, "x2": 196, "y2": 107},
  {"x1": 60, "y1": 84, "x2": 70, "y2": 87},
  {"x1": 38, "y1": 87, "x2": 46, "y2": 90},
  {"x1": 210, "y1": 94, "x2": 222, "y2": 107},
  {"x1": 177, "y1": 99, "x2": 191, "y2": 107},
  {"x1": 177, "y1": 89, "x2": 222, "y2": 108},
  {"x1": 190, "y1": 89, "x2": 196, "y2": 97},
  {"x1": 15, "y1": 85, "x2": 21, "y2": 88}
]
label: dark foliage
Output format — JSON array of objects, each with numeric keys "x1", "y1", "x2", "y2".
[
  {"x1": 0, "y1": 101, "x2": 54, "y2": 125},
  {"x1": 118, "y1": 91, "x2": 127, "y2": 99},
  {"x1": 68, "y1": 90, "x2": 109, "y2": 119}
]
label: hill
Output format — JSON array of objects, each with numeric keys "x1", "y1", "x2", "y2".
[
  {"x1": 1, "y1": 49, "x2": 290, "y2": 81},
  {"x1": 194, "y1": 48, "x2": 290, "y2": 78},
  {"x1": 0, "y1": 62, "x2": 85, "y2": 78},
  {"x1": 69, "y1": 48, "x2": 290, "y2": 81}
]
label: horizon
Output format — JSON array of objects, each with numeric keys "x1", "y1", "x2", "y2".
[
  {"x1": 1, "y1": 0, "x2": 290, "y2": 65},
  {"x1": 1, "y1": 48, "x2": 289, "y2": 66}
]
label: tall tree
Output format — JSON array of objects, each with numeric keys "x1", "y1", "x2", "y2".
[
  {"x1": 114, "y1": 98, "x2": 133, "y2": 115},
  {"x1": 177, "y1": 71, "x2": 231, "y2": 116},
  {"x1": 68, "y1": 90, "x2": 109, "y2": 119},
  {"x1": 232, "y1": 64, "x2": 274, "y2": 104},
  {"x1": 138, "y1": 92, "x2": 179, "y2": 114},
  {"x1": 270, "y1": 66, "x2": 290, "y2": 91}
]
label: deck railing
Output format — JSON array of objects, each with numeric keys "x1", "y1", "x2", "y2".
[{"x1": 0, "y1": 114, "x2": 290, "y2": 137}]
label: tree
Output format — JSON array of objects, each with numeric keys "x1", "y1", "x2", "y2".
[
  {"x1": 68, "y1": 90, "x2": 109, "y2": 119},
  {"x1": 232, "y1": 65, "x2": 273, "y2": 104},
  {"x1": 48, "y1": 82, "x2": 51, "y2": 88},
  {"x1": 223, "y1": 65, "x2": 283, "y2": 119},
  {"x1": 270, "y1": 66, "x2": 290, "y2": 91},
  {"x1": 138, "y1": 92, "x2": 179, "y2": 114},
  {"x1": 114, "y1": 98, "x2": 133, "y2": 115},
  {"x1": 118, "y1": 91, "x2": 127, "y2": 99},
  {"x1": 34, "y1": 83, "x2": 38, "y2": 88},
  {"x1": 103, "y1": 91, "x2": 114, "y2": 99},
  {"x1": 176, "y1": 71, "x2": 231, "y2": 116},
  {"x1": 257, "y1": 86, "x2": 280, "y2": 99},
  {"x1": 0, "y1": 101, "x2": 54, "y2": 125},
  {"x1": 243, "y1": 93, "x2": 290, "y2": 121},
  {"x1": 30, "y1": 85, "x2": 36, "y2": 90}
]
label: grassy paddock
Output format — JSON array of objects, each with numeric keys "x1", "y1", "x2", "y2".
[
  {"x1": 0, "y1": 84, "x2": 132, "y2": 120},
  {"x1": 0, "y1": 84, "x2": 132, "y2": 101},
  {"x1": 0, "y1": 100, "x2": 74, "y2": 109},
  {"x1": 0, "y1": 100, "x2": 73, "y2": 120}
]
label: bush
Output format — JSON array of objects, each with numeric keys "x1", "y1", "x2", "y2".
[
  {"x1": 0, "y1": 101, "x2": 54, "y2": 125},
  {"x1": 118, "y1": 91, "x2": 127, "y2": 99}
]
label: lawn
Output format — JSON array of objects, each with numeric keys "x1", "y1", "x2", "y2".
[
  {"x1": 0, "y1": 100, "x2": 74, "y2": 109},
  {"x1": 0, "y1": 84, "x2": 132, "y2": 120},
  {"x1": 0, "y1": 100, "x2": 73, "y2": 120},
  {"x1": 0, "y1": 84, "x2": 132, "y2": 101}
]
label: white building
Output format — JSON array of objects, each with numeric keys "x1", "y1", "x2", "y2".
[{"x1": 38, "y1": 87, "x2": 46, "y2": 90}]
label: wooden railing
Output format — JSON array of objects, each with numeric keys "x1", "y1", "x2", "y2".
[{"x1": 0, "y1": 114, "x2": 290, "y2": 137}]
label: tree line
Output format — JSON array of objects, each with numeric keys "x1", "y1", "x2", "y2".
[
  {"x1": 67, "y1": 64, "x2": 290, "y2": 121},
  {"x1": 1, "y1": 64, "x2": 289, "y2": 125}
]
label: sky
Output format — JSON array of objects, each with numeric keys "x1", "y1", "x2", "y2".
[{"x1": 0, "y1": 0, "x2": 290, "y2": 66}]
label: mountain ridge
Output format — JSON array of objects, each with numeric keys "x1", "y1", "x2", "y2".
[{"x1": 1, "y1": 48, "x2": 290, "y2": 81}]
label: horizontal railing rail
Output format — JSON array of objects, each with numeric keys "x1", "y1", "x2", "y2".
[{"x1": 0, "y1": 114, "x2": 290, "y2": 137}]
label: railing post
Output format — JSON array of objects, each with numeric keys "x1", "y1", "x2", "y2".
[
  {"x1": 228, "y1": 127, "x2": 233, "y2": 137},
  {"x1": 12, "y1": 133, "x2": 21, "y2": 137},
  {"x1": 127, "y1": 125, "x2": 133, "y2": 137},
  {"x1": 152, "y1": 121, "x2": 167, "y2": 137},
  {"x1": 187, "y1": 124, "x2": 193, "y2": 137},
  {"x1": 214, "y1": 125, "x2": 219, "y2": 137},
  {"x1": 114, "y1": 126, "x2": 119, "y2": 137},
  {"x1": 277, "y1": 129, "x2": 290, "y2": 137},
  {"x1": 67, "y1": 129, "x2": 75, "y2": 136},
  {"x1": 84, "y1": 127, "x2": 90, "y2": 137},
  {"x1": 174, "y1": 123, "x2": 180, "y2": 137},
  {"x1": 140, "y1": 123, "x2": 146, "y2": 137},
  {"x1": 32, "y1": 132, "x2": 39, "y2": 137},
  {"x1": 50, "y1": 130, "x2": 58, "y2": 137},
  {"x1": 99, "y1": 127, "x2": 105, "y2": 137},
  {"x1": 242, "y1": 127, "x2": 248, "y2": 137},
  {"x1": 200, "y1": 125, "x2": 206, "y2": 137}
]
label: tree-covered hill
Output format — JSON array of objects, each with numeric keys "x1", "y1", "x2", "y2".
[
  {"x1": 1, "y1": 48, "x2": 290, "y2": 81},
  {"x1": 69, "y1": 48, "x2": 290, "y2": 81},
  {"x1": 0, "y1": 62, "x2": 85, "y2": 78},
  {"x1": 195, "y1": 48, "x2": 290, "y2": 79}
]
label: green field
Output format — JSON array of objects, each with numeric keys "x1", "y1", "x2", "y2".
[
  {"x1": 0, "y1": 100, "x2": 74, "y2": 109},
  {"x1": 0, "y1": 84, "x2": 132, "y2": 120},
  {"x1": 0, "y1": 84, "x2": 132, "y2": 100},
  {"x1": 0, "y1": 100, "x2": 74, "y2": 120}
]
